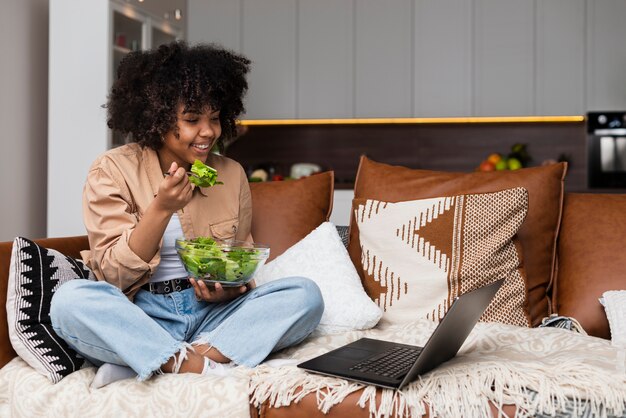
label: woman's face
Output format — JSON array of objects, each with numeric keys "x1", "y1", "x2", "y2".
[{"x1": 159, "y1": 104, "x2": 221, "y2": 170}]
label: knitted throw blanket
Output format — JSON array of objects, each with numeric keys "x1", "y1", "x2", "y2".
[
  {"x1": 249, "y1": 319, "x2": 626, "y2": 418},
  {"x1": 1, "y1": 319, "x2": 624, "y2": 417}
]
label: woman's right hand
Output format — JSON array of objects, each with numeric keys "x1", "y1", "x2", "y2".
[
  {"x1": 154, "y1": 162, "x2": 194, "y2": 214},
  {"x1": 128, "y1": 161, "x2": 193, "y2": 263}
]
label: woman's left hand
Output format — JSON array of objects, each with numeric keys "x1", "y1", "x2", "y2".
[{"x1": 189, "y1": 278, "x2": 248, "y2": 303}]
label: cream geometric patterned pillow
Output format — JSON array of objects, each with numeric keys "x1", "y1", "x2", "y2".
[{"x1": 353, "y1": 187, "x2": 531, "y2": 327}]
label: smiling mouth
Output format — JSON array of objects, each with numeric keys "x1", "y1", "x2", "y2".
[{"x1": 192, "y1": 143, "x2": 210, "y2": 150}]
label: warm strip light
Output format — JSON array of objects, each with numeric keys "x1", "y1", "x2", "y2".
[{"x1": 239, "y1": 115, "x2": 584, "y2": 126}]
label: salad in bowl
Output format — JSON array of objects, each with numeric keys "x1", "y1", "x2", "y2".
[{"x1": 175, "y1": 237, "x2": 269, "y2": 287}]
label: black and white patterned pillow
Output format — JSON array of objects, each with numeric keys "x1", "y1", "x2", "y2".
[
  {"x1": 335, "y1": 225, "x2": 349, "y2": 249},
  {"x1": 6, "y1": 237, "x2": 95, "y2": 383}
]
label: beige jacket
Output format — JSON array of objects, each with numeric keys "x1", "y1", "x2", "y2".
[{"x1": 80, "y1": 143, "x2": 252, "y2": 299}]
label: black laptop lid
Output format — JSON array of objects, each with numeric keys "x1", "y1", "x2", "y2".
[{"x1": 398, "y1": 278, "x2": 504, "y2": 388}]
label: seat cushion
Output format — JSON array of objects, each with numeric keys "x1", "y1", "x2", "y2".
[{"x1": 348, "y1": 156, "x2": 567, "y2": 326}]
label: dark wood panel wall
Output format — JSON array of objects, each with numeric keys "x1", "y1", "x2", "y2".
[{"x1": 226, "y1": 121, "x2": 587, "y2": 191}]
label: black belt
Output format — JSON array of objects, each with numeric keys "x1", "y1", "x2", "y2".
[{"x1": 141, "y1": 279, "x2": 192, "y2": 295}]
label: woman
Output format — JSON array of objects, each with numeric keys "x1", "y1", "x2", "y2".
[{"x1": 50, "y1": 41, "x2": 324, "y2": 385}]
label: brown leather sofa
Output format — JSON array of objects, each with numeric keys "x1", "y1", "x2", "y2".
[
  {"x1": 255, "y1": 192, "x2": 626, "y2": 417},
  {"x1": 1, "y1": 189, "x2": 624, "y2": 417}
]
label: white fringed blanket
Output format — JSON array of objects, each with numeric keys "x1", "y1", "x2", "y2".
[
  {"x1": 0, "y1": 358, "x2": 251, "y2": 418},
  {"x1": 249, "y1": 319, "x2": 626, "y2": 418},
  {"x1": 1, "y1": 319, "x2": 625, "y2": 418}
]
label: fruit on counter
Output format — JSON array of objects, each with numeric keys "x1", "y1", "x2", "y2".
[
  {"x1": 509, "y1": 143, "x2": 531, "y2": 167},
  {"x1": 478, "y1": 160, "x2": 496, "y2": 172},
  {"x1": 495, "y1": 159, "x2": 508, "y2": 171},
  {"x1": 507, "y1": 157, "x2": 522, "y2": 170},
  {"x1": 487, "y1": 153, "x2": 502, "y2": 164},
  {"x1": 476, "y1": 143, "x2": 531, "y2": 172}
]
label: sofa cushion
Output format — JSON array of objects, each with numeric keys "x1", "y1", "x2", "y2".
[
  {"x1": 555, "y1": 193, "x2": 626, "y2": 339},
  {"x1": 6, "y1": 237, "x2": 95, "y2": 383},
  {"x1": 250, "y1": 172, "x2": 334, "y2": 261},
  {"x1": 353, "y1": 188, "x2": 530, "y2": 326},
  {"x1": 254, "y1": 222, "x2": 382, "y2": 335},
  {"x1": 349, "y1": 156, "x2": 567, "y2": 326}
]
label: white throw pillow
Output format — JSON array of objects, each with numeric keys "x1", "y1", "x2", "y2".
[
  {"x1": 601, "y1": 290, "x2": 626, "y2": 348},
  {"x1": 254, "y1": 222, "x2": 382, "y2": 335}
]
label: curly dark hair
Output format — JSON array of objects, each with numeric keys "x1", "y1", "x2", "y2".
[{"x1": 106, "y1": 41, "x2": 251, "y2": 151}]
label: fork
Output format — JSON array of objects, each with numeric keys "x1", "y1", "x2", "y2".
[{"x1": 163, "y1": 171, "x2": 200, "y2": 178}]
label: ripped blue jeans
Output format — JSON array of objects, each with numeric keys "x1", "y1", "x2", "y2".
[{"x1": 50, "y1": 277, "x2": 324, "y2": 380}]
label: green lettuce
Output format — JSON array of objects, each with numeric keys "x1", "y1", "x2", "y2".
[
  {"x1": 189, "y1": 160, "x2": 223, "y2": 187},
  {"x1": 178, "y1": 237, "x2": 261, "y2": 283}
]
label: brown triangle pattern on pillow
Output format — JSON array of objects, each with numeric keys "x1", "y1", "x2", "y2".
[
  {"x1": 354, "y1": 187, "x2": 531, "y2": 327},
  {"x1": 412, "y1": 198, "x2": 456, "y2": 266}
]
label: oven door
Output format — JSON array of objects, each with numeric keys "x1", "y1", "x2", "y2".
[{"x1": 588, "y1": 134, "x2": 626, "y2": 188}]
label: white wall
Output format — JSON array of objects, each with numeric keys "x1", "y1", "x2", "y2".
[
  {"x1": 189, "y1": 0, "x2": 626, "y2": 119},
  {"x1": 48, "y1": 0, "x2": 109, "y2": 237},
  {"x1": 0, "y1": 0, "x2": 49, "y2": 242}
]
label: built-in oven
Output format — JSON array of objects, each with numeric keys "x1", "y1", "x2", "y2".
[{"x1": 587, "y1": 111, "x2": 626, "y2": 189}]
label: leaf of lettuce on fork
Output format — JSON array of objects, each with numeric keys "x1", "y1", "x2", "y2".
[{"x1": 189, "y1": 159, "x2": 223, "y2": 187}]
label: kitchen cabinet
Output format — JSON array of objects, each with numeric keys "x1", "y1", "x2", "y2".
[
  {"x1": 473, "y1": 0, "x2": 534, "y2": 116},
  {"x1": 298, "y1": 1, "x2": 353, "y2": 119},
  {"x1": 109, "y1": 1, "x2": 182, "y2": 147},
  {"x1": 356, "y1": 0, "x2": 413, "y2": 118},
  {"x1": 188, "y1": 0, "x2": 626, "y2": 119},
  {"x1": 535, "y1": 0, "x2": 585, "y2": 115},
  {"x1": 586, "y1": 0, "x2": 626, "y2": 111},
  {"x1": 413, "y1": 0, "x2": 472, "y2": 117},
  {"x1": 242, "y1": 0, "x2": 297, "y2": 119}
]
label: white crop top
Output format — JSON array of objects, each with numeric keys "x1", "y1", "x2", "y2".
[{"x1": 150, "y1": 213, "x2": 189, "y2": 283}]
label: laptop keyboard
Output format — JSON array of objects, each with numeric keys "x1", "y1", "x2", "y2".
[{"x1": 350, "y1": 346, "x2": 422, "y2": 378}]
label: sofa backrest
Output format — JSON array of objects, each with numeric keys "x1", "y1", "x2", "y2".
[
  {"x1": 554, "y1": 193, "x2": 626, "y2": 339},
  {"x1": 0, "y1": 236, "x2": 90, "y2": 369},
  {"x1": 250, "y1": 172, "x2": 334, "y2": 261}
]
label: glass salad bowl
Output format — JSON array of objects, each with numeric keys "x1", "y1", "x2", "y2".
[{"x1": 175, "y1": 237, "x2": 270, "y2": 287}]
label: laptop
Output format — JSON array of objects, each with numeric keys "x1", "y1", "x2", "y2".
[{"x1": 297, "y1": 278, "x2": 504, "y2": 390}]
